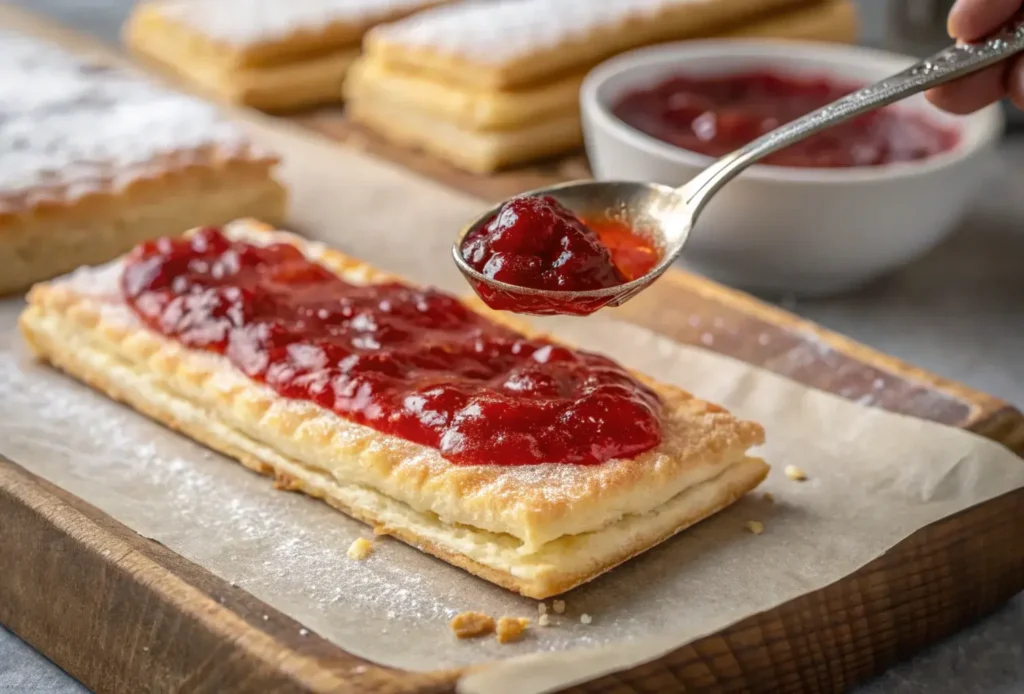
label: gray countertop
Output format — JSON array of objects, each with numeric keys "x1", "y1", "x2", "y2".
[{"x1": 2, "y1": 1, "x2": 1023, "y2": 692}]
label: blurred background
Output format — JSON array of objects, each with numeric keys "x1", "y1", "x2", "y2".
[{"x1": 9, "y1": 0, "x2": 1021, "y2": 129}]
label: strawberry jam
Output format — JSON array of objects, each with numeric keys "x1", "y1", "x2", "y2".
[
  {"x1": 121, "y1": 228, "x2": 662, "y2": 466},
  {"x1": 460, "y1": 195, "x2": 659, "y2": 316},
  {"x1": 612, "y1": 71, "x2": 959, "y2": 167}
]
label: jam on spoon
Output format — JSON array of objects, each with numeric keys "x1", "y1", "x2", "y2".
[{"x1": 459, "y1": 195, "x2": 659, "y2": 316}]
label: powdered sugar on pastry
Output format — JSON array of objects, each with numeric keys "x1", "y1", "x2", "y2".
[
  {"x1": 150, "y1": 0, "x2": 446, "y2": 45},
  {"x1": 370, "y1": 0, "x2": 714, "y2": 63},
  {"x1": 0, "y1": 32, "x2": 262, "y2": 208}
]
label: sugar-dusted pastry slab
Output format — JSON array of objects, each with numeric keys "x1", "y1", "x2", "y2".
[
  {"x1": 4, "y1": 7, "x2": 1024, "y2": 694},
  {"x1": 0, "y1": 31, "x2": 286, "y2": 295},
  {"x1": 365, "y1": 0, "x2": 813, "y2": 90},
  {"x1": 124, "y1": 0, "x2": 448, "y2": 109}
]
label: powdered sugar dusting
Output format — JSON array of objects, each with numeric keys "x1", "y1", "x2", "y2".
[
  {"x1": 153, "y1": 0, "x2": 443, "y2": 45},
  {"x1": 0, "y1": 32, "x2": 257, "y2": 211},
  {"x1": 373, "y1": 0, "x2": 711, "y2": 63}
]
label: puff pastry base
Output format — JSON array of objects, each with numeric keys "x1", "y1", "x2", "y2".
[
  {"x1": 0, "y1": 165, "x2": 286, "y2": 297},
  {"x1": 347, "y1": 0, "x2": 859, "y2": 172},
  {"x1": 124, "y1": 0, "x2": 445, "y2": 110},
  {"x1": 19, "y1": 220, "x2": 768, "y2": 598}
]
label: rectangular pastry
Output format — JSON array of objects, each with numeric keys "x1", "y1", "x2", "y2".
[
  {"x1": 346, "y1": 0, "x2": 859, "y2": 172},
  {"x1": 19, "y1": 219, "x2": 769, "y2": 599},
  {"x1": 124, "y1": 0, "x2": 449, "y2": 111},
  {"x1": 0, "y1": 32, "x2": 286, "y2": 297}
]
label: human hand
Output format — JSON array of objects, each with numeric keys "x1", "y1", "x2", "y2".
[{"x1": 926, "y1": 0, "x2": 1024, "y2": 113}]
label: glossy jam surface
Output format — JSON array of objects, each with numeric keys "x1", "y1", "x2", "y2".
[
  {"x1": 460, "y1": 195, "x2": 659, "y2": 316},
  {"x1": 612, "y1": 71, "x2": 959, "y2": 167},
  {"x1": 121, "y1": 228, "x2": 662, "y2": 466}
]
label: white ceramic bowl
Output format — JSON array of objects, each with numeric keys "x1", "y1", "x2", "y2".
[{"x1": 581, "y1": 40, "x2": 1005, "y2": 296}]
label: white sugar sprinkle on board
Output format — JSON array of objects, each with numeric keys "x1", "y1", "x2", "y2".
[
  {"x1": 153, "y1": 0, "x2": 443, "y2": 46},
  {"x1": 0, "y1": 32, "x2": 257, "y2": 207}
]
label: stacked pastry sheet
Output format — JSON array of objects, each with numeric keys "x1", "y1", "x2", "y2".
[
  {"x1": 124, "y1": 0, "x2": 449, "y2": 110},
  {"x1": 346, "y1": 0, "x2": 860, "y2": 172},
  {"x1": 0, "y1": 32, "x2": 286, "y2": 296}
]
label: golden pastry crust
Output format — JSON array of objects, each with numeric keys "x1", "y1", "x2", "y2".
[
  {"x1": 124, "y1": 0, "x2": 448, "y2": 109},
  {"x1": 0, "y1": 164, "x2": 286, "y2": 297},
  {"x1": 365, "y1": 0, "x2": 811, "y2": 91},
  {"x1": 19, "y1": 219, "x2": 768, "y2": 598}
]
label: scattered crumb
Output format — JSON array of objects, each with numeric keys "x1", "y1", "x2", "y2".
[
  {"x1": 496, "y1": 617, "x2": 530, "y2": 644},
  {"x1": 552, "y1": 600, "x2": 566, "y2": 614},
  {"x1": 580, "y1": 614, "x2": 592, "y2": 625},
  {"x1": 299, "y1": 628, "x2": 309, "y2": 637},
  {"x1": 450, "y1": 611, "x2": 496, "y2": 639},
  {"x1": 372, "y1": 526, "x2": 389, "y2": 536},
  {"x1": 538, "y1": 614, "x2": 551, "y2": 627},
  {"x1": 537, "y1": 603, "x2": 547, "y2": 616},
  {"x1": 262, "y1": 615, "x2": 269, "y2": 621},
  {"x1": 142, "y1": 647, "x2": 149, "y2": 652},
  {"x1": 785, "y1": 465, "x2": 808, "y2": 481},
  {"x1": 762, "y1": 492, "x2": 775, "y2": 504},
  {"x1": 347, "y1": 537, "x2": 374, "y2": 560},
  {"x1": 746, "y1": 520, "x2": 765, "y2": 535}
]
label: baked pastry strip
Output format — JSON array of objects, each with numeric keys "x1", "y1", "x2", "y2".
[
  {"x1": 19, "y1": 220, "x2": 768, "y2": 598},
  {"x1": 124, "y1": 0, "x2": 448, "y2": 109},
  {"x1": 365, "y1": 0, "x2": 812, "y2": 91},
  {"x1": 0, "y1": 33, "x2": 286, "y2": 296},
  {"x1": 346, "y1": 0, "x2": 860, "y2": 172}
]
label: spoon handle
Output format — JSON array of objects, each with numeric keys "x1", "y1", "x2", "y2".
[{"x1": 678, "y1": 13, "x2": 1024, "y2": 213}]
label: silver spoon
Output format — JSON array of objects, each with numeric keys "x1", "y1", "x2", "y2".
[{"x1": 453, "y1": 15, "x2": 1024, "y2": 315}]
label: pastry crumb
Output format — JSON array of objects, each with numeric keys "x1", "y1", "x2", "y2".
[
  {"x1": 273, "y1": 472, "x2": 302, "y2": 491},
  {"x1": 552, "y1": 600, "x2": 566, "y2": 614},
  {"x1": 537, "y1": 603, "x2": 547, "y2": 616},
  {"x1": 299, "y1": 628, "x2": 309, "y2": 637},
  {"x1": 496, "y1": 617, "x2": 530, "y2": 643},
  {"x1": 746, "y1": 520, "x2": 765, "y2": 535},
  {"x1": 580, "y1": 613, "x2": 592, "y2": 625},
  {"x1": 372, "y1": 526, "x2": 389, "y2": 536},
  {"x1": 450, "y1": 611, "x2": 495, "y2": 639},
  {"x1": 347, "y1": 537, "x2": 373, "y2": 560},
  {"x1": 538, "y1": 614, "x2": 551, "y2": 627},
  {"x1": 785, "y1": 465, "x2": 808, "y2": 481},
  {"x1": 762, "y1": 492, "x2": 775, "y2": 504}
]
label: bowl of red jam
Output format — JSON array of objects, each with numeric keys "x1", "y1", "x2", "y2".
[{"x1": 581, "y1": 40, "x2": 1004, "y2": 296}]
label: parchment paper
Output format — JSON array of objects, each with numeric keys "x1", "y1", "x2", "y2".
[{"x1": 2, "y1": 109, "x2": 1024, "y2": 694}]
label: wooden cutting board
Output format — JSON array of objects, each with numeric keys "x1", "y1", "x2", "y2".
[{"x1": 2, "y1": 6, "x2": 1024, "y2": 694}]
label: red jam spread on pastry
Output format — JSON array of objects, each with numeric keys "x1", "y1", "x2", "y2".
[
  {"x1": 459, "y1": 195, "x2": 659, "y2": 315},
  {"x1": 612, "y1": 71, "x2": 959, "y2": 167},
  {"x1": 120, "y1": 228, "x2": 662, "y2": 466}
]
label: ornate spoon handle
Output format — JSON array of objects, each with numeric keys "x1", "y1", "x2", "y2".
[{"x1": 679, "y1": 13, "x2": 1024, "y2": 213}]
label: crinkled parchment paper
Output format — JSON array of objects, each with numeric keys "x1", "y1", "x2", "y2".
[{"x1": 1, "y1": 120, "x2": 1023, "y2": 694}]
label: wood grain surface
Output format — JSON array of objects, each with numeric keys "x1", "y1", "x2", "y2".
[{"x1": 2, "y1": 5, "x2": 1024, "y2": 694}]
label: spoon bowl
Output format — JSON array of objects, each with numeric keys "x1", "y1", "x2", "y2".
[{"x1": 452, "y1": 179, "x2": 691, "y2": 315}]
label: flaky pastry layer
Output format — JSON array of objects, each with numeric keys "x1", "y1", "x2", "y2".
[
  {"x1": 347, "y1": 98, "x2": 583, "y2": 173},
  {"x1": 1, "y1": 166, "x2": 286, "y2": 297},
  {"x1": 19, "y1": 219, "x2": 767, "y2": 597},
  {"x1": 126, "y1": 0, "x2": 449, "y2": 68},
  {"x1": 366, "y1": 0, "x2": 810, "y2": 91}
]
